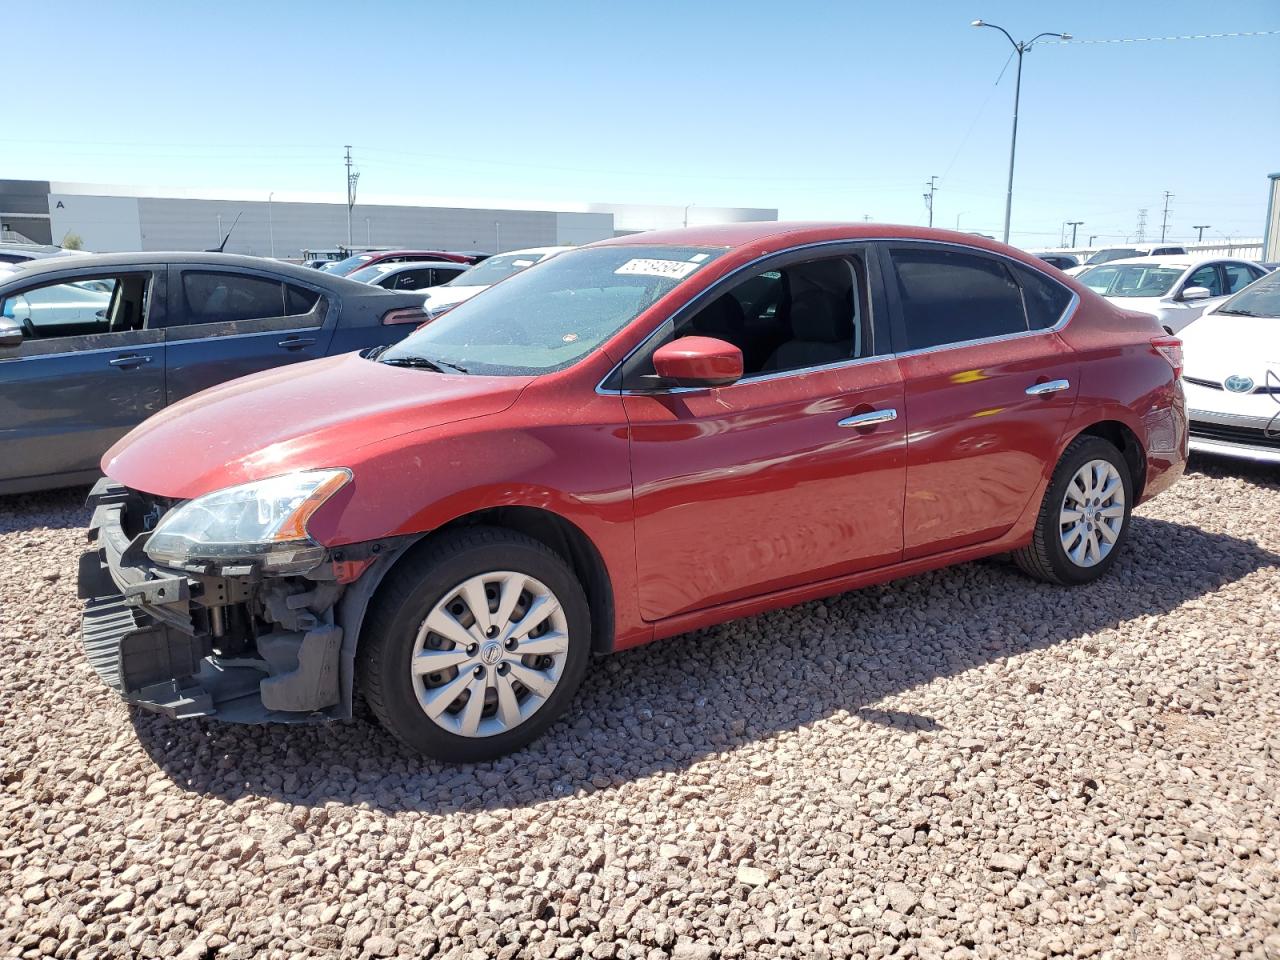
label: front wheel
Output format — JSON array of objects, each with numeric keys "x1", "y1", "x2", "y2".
[
  {"x1": 358, "y1": 527, "x2": 591, "y2": 762},
  {"x1": 1014, "y1": 435, "x2": 1134, "y2": 586}
]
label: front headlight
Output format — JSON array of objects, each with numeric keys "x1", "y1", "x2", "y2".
[{"x1": 144, "y1": 469, "x2": 351, "y2": 574}]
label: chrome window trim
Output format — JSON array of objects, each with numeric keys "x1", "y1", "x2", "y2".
[{"x1": 596, "y1": 237, "x2": 1079, "y2": 397}]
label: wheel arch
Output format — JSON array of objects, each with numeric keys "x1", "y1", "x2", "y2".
[{"x1": 1071, "y1": 419, "x2": 1147, "y2": 500}]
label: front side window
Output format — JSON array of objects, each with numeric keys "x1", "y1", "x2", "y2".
[
  {"x1": 1184, "y1": 265, "x2": 1223, "y2": 298},
  {"x1": 889, "y1": 248, "x2": 1028, "y2": 350},
  {"x1": 1079, "y1": 264, "x2": 1183, "y2": 298},
  {"x1": 0, "y1": 274, "x2": 150, "y2": 340},
  {"x1": 380, "y1": 245, "x2": 727, "y2": 376},
  {"x1": 1222, "y1": 263, "x2": 1262, "y2": 295},
  {"x1": 181, "y1": 272, "x2": 317, "y2": 324}
]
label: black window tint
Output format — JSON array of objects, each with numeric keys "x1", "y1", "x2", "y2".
[
  {"x1": 1222, "y1": 263, "x2": 1260, "y2": 295},
  {"x1": 183, "y1": 272, "x2": 285, "y2": 323},
  {"x1": 890, "y1": 249, "x2": 1027, "y2": 350},
  {"x1": 1011, "y1": 263, "x2": 1072, "y2": 329},
  {"x1": 393, "y1": 269, "x2": 433, "y2": 291},
  {"x1": 285, "y1": 283, "x2": 320, "y2": 315}
]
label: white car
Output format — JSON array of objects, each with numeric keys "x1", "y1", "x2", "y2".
[
  {"x1": 1075, "y1": 255, "x2": 1269, "y2": 334},
  {"x1": 1180, "y1": 270, "x2": 1280, "y2": 464},
  {"x1": 346, "y1": 259, "x2": 470, "y2": 292},
  {"x1": 1063, "y1": 243, "x2": 1187, "y2": 277},
  {"x1": 422, "y1": 246, "x2": 572, "y2": 317}
]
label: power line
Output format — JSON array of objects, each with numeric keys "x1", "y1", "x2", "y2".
[{"x1": 1048, "y1": 29, "x2": 1280, "y2": 44}]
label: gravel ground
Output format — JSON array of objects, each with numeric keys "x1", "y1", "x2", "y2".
[{"x1": 2, "y1": 458, "x2": 1278, "y2": 960}]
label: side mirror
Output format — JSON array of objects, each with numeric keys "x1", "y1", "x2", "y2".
[
  {"x1": 652, "y1": 336, "x2": 743, "y2": 387},
  {"x1": 0, "y1": 318, "x2": 23, "y2": 349},
  {"x1": 1181, "y1": 286, "x2": 1212, "y2": 302}
]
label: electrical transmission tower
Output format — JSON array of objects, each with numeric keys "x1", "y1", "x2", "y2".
[{"x1": 1135, "y1": 209, "x2": 1148, "y2": 242}]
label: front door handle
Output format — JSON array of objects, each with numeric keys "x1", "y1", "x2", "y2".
[
  {"x1": 108, "y1": 354, "x2": 152, "y2": 369},
  {"x1": 278, "y1": 336, "x2": 317, "y2": 350},
  {"x1": 838, "y1": 408, "x2": 898, "y2": 429},
  {"x1": 1025, "y1": 379, "x2": 1070, "y2": 396}
]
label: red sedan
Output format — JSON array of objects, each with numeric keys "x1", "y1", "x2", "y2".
[{"x1": 80, "y1": 223, "x2": 1186, "y2": 761}]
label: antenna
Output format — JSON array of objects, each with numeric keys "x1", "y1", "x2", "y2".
[{"x1": 207, "y1": 210, "x2": 244, "y2": 253}]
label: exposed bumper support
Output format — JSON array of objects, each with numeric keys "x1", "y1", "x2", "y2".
[{"x1": 78, "y1": 478, "x2": 347, "y2": 723}]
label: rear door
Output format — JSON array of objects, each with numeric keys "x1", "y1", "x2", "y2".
[
  {"x1": 160, "y1": 265, "x2": 336, "y2": 403},
  {"x1": 0, "y1": 268, "x2": 166, "y2": 488},
  {"x1": 881, "y1": 243, "x2": 1080, "y2": 559}
]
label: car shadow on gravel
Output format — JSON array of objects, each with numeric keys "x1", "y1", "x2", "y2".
[
  {"x1": 131, "y1": 514, "x2": 1279, "y2": 813},
  {"x1": 0, "y1": 486, "x2": 92, "y2": 534}
]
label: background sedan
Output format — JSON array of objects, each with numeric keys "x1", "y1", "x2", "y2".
[
  {"x1": 0, "y1": 252, "x2": 428, "y2": 493},
  {"x1": 347, "y1": 259, "x2": 470, "y2": 291},
  {"x1": 1076, "y1": 254, "x2": 1268, "y2": 333}
]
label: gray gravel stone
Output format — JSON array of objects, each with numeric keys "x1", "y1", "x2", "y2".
[{"x1": 1, "y1": 460, "x2": 1278, "y2": 958}]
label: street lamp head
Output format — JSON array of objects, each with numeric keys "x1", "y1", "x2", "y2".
[
  {"x1": 1059, "y1": 32, "x2": 1072, "y2": 40},
  {"x1": 971, "y1": 19, "x2": 984, "y2": 26}
]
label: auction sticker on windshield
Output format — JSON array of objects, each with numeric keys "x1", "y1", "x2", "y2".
[{"x1": 615, "y1": 258, "x2": 703, "y2": 280}]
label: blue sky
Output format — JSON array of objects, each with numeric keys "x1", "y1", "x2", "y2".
[{"x1": 6, "y1": 0, "x2": 1278, "y2": 248}]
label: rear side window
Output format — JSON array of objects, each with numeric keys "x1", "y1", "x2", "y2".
[
  {"x1": 1222, "y1": 263, "x2": 1261, "y2": 295},
  {"x1": 183, "y1": 272, "x2": 318, "y2": 323},
  {"x1": 1010, "y1": 263, "x2": 1073, "y2": 329},
  {"x1": 889, "y1": 248, "x2": 1028, "y2": 350}
]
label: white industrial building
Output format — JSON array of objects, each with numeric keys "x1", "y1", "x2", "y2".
[{"x1": 0, "y1": 179, "x2": 777, "y2": 257}]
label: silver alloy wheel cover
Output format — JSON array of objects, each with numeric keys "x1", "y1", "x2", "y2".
[
  {"x1": 410, "y1": 571, "x2": 569, "y2": 738},
  {"x1": 1059, "y1": 459, "x2": 1126, "y2": 568}
]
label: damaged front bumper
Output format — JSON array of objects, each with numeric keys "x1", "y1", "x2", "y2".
[{"x1": 78, "y1": 479, "x2": 352, "y2": 723}]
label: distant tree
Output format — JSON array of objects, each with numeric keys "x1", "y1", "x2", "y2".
[{"x1": 61, "y1": 232, "x2": 84, "y2": 251}]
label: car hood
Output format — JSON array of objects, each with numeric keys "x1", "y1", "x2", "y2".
[
  {"x1": 1181, "y1": 314, "x2": 1280, "y2": 382},
  {"x1": 103, "y1": 351, "x2": 533, "y2": 500}
]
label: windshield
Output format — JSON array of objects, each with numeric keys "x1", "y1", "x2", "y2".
[
  {"x1": 1079, "y1": 264, "x2": 1183, "y2": 298},
  {"x1": 1215, "y1": 269, "x2": 1280, "y2": 318},
  {"x1": 445, "y1": 251, "x2": 551, "y2": 287},
  {"x1": 1085, "y1": 248, "x2": 1140, "y2": 266},
  {"x1": 347, "y1": 263, "x2": 397, "y2": 284},
  {"x1": 380, "y1": 244, "x2": 727, "y2": 376},
  {"x1": 324, "y1": 254, "x2": 376, "y2": 275}
]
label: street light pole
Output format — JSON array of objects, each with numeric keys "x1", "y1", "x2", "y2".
[
  {"x1": 971, "y1": 21, "x2": 1071, "y2": 245},
  {"x1": 1193, "y1": 225, "x2": 1210, "y2": 242},
  {"x1": 1067, "y1": 220, "x2": 1083, "y2": 247}
]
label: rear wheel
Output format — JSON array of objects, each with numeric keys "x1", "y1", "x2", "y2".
[
  {"x1": 1014, "y1": 435, "x2": 1134, "y2": 586},
  {"x1": 358, "y1": 527, "x2": 591, "y2": 762}
]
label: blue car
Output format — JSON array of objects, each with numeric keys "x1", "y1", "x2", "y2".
[{"x1": 0, "y1": 252, "x2": 427, "y2": 494}]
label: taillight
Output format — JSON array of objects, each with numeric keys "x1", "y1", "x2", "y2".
[
  {"x1": 381, "y1": 308, "x2": 427, "y2": 326},
  {"x1": 1151, "y1": 335, "x2": 1183, "y2": 378}
]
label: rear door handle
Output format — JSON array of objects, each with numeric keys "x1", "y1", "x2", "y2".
[
  {"x1": 838, "y1": 408, "x2": 898, "y2": 429},
  {"x1": 108, "y1": 354, "x2": 151, "y2": 369},
  {"x1": 1025, "y1": 379, "x2": 1070, "y2": 396},
  {"x1": 278, "y1": 336, "x2": 317, "y2": 350}
]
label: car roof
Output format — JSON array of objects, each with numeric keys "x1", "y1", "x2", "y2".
[
  {"x1": 9, "y1": 251, "x2": 342, "y2": 285},
  {"x1": 594, "y1": 221, "x2": 1044, "y2": 253},
  {"x1": 493, "y1": 246, "x2": 575, "y2": 257},
  {"x1": 1089, "y1": 254, "x2": 1253, "y2": 270}
]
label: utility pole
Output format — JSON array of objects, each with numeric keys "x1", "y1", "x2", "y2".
[
  {"x1": 863, "y1": 214, "x2": 872, "y2": 222},
  {"x1": 1160, "y1": 191, "x2": 1174, "y2": 242},
  {"x1": 1066, "y1": 220, "x2": 1083, "y2": 247},
  {"x1": 923, "y1": 176, "x2": 939, "y2": 228},
  {"x1": 1135, "y1": 209, "x2": 1148, "y2": 243},
  {"x1": 1193, "y1": 224, "x2": 1210, "y2": 242},
  {"x1": 344, "y1": 145, "x2": 360, "y2": 249}
]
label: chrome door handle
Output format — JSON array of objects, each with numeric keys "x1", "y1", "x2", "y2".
[
  {"x1": 838, "y1": 408, "x2": 898, "y2": 429},
  {"x1": 108, "y1": 354, "x2": 151, "y2": 368},
  {"x1": 1026, "y1": 379, "x2": 1070, "y2": 396},
  {"x1": 278, "y1": 336, "x2": 317, "y2": 350}
]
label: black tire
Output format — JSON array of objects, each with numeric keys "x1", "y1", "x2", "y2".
[
  {"x1": 358, "y1": 526, "x2": 591, "y2": 762},
  {"x1": 1013, "y1": 435, "x2": 1134, "y2": 586}
]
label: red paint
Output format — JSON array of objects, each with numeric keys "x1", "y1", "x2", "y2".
[
  {"x1": 101, "y1": 223, "x2": 1187, "y2": 654},
  {"x1": 652, "y1": 336, "x2": 744, "y2": 386}
]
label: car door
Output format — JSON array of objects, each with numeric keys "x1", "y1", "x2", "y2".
[
  {"x1": 615, "y1": 245, "x2": 907, "y2": 622},
  {"x1": 1166, "y1": 262, "x2": 1228, "y2": 330},
  {"x1": 160, "y1": 266, "x2": 337, "y2": 403},
  {"x1": 880, "y1": 243, "x2": 1081, "y2": 559},
  {"x1": 0, "y1": 268, "x2": 166, "y2": 489}
]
